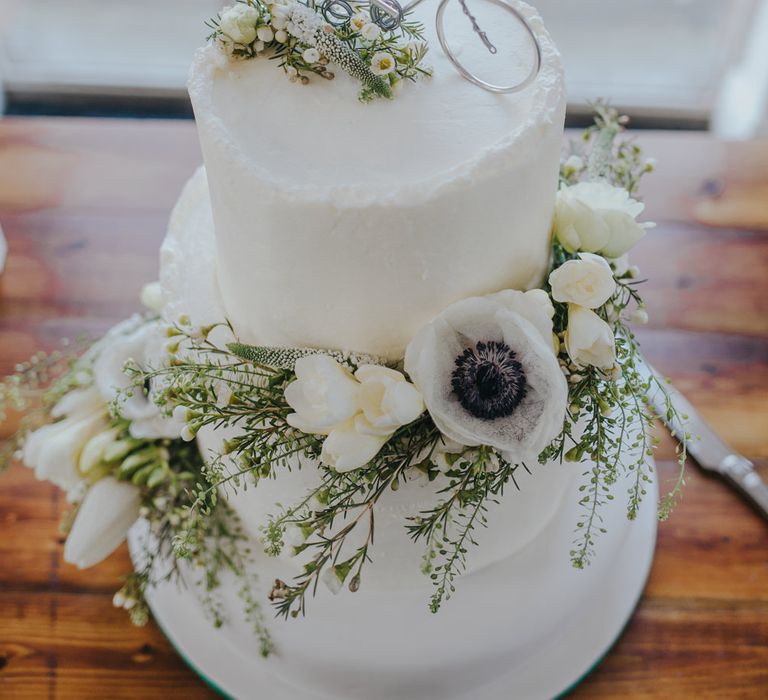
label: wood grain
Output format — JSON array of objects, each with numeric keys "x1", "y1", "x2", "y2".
[{"x1": 1, "y1": 119, "x2": 767, "y2": 699}]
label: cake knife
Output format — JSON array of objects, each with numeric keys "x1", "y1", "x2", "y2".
[{"x1": 642, "y1": 362, "x2": 768, "y2": 521}]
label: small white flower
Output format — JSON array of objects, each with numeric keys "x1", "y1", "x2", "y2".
[
  {"x1": 219, "y1": 4, "x2": 260, "y2": 45},
  {"x1": 371, "y1": 52, "x2": 396, "y2": 76},
  {"x1": 285, "y1": 355, "x2": 360, "y2": 434},
  {"x1": 257, "y1": 25, "x2": 274, "y2": 42},
  {"x1": 564, "y1": 155, "x2": 584, "y2": 172},
  {"x1": 275, "y1": 28, "x2": 289, "y2": 43},
  {"x1": 64, "y1": 477, "x2": 141, "y2": 569},
  {"x1": 321, "y1": 564, "x2": 345, "y2": 595},
  {"x1": 628, "y1": 307, "x2": 649, "y2": 325},
  {"x1": 140, "y1": 281, "x2": 163, "y2": 314},
  {"x1": 349, "y1": 13, "x2": 368, "y2": 32},
  {"x1": 361, "y1": 22, "x2": 381, "y2": 41},
  {"x1": 404, "y1": 290, "x2": 568, "y2": 462},
  {"x1": 564, "y1": 305, "x2": 616, "y2": 370},
  {"x1": 554, "y1": 181, "x2": 653, "y2": 258},
  {"x1": 112, "y1": 592, "x2": 126, "y2": 608},
  {"x1": 302, "y1": 47, "x2": 320, "y2": 64},
  {"x1": 548, "y1": 253, "x2": 616, "y2": 309}
]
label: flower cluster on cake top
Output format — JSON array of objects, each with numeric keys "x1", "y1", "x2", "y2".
[
  {"x1": 207, "y1": 0, "x2": 432, "y2": 102},
  {"x1": 1, "y1": 106, "x2": 688, "y2": 647}
]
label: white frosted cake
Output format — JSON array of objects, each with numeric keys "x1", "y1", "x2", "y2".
[{"x1": 153, "y1": 2, "x2": 655, "y2": 698}]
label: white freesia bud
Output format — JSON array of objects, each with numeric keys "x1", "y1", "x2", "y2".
[
  {"x1": 629, "y1": 307, "x2": 649, "y2": 325},
  {"x1": 140, "y1": 281, "x2": 163, "y2": 314},
  {"x1": 354, "y1": 365, "x2": 424, "y2": 436},
  {"x1": 64, "y1": 477, "x2": 141, "y2": 569},
  {"x1": 257, "y1": 26, "x2": 274, "y2": 43},
  {"x1": 275, "y1": 29, "x2": 288, "y2": 43},
  {"x1": 548, "y1": 253, "x2": 616, "y2": 309},
  {"x1": 180, "y1": 424, "x2": 197, "y2": 442},
  {"x1": 112, "y1": 591, "x2": 126, "y2": 608},
  {"x1": 554, "y1": 181, "x2": 653, "y2": 258},
  {"x1": 219, "y1": 4, "x2": 260, "y2": 45},
  {"x1": 565, "y1": 305, "x2": 617, "y2": 370},
  {"x1": 285, "y1": 356, "x2": 360, "y2": 434},
  {"x1": 320, "y1": 419, "x2": 387, "y2": 473}
]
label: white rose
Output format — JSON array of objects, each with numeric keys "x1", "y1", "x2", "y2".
[
  {"x1": 219, "y1": 4, "x2": 260, "y2": 44},
  {"x1": 565, "y1": 304, "x2": 617, "y2": 370},
  {"x1": 554, "y1": 181, "x2": 652, "y2": 258},
  {"x1": 404, "y1": 290, "x2": 568, "y2": 463},
  {"x1": 63, "y1": 476, "x2": 141, "y2": 569},
  {"x1": 285, "y1": 355, "x2": 359, "y2": 434},
  {"x1": 22, "y1": 386, "x2": 108, "y2": 497},
  {"x1": 548, "y1": 253, "x2": 616, "y2": 309},
  {"x1": 354, "y1": 365, "x2": 424, "y2": 436}
]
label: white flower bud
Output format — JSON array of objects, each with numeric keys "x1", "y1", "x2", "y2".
[
  {"x1": 275, "y1": 29, "x2": 288, "y2": 43},
  {"x1": 180, "y1": 424, "x2": 197, "y2": 442},
  {"x1": 257, "y1": 26, "x2": 274, "y2": 42},
  {"x1": 302, "y1": 47, "x2": 320, "y2": 63},
  {"x1": 113, "y1": 592, "x2": 126, "y2": 608},
  {"x1": 629, "y1": 308, "x2": 649, "y2": 325}
]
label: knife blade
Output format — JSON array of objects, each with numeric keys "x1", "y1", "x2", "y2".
[{"x1": 641, "y1": 361, "x2": 768, "y2": 521}]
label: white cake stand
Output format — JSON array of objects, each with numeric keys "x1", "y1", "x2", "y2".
[{"x1": 128, "y1": 467, "x2": 658, "y2": 700}]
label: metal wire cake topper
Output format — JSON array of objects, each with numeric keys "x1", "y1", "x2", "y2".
[{"x1": 321, "y1": 0, "x2": 542, "y2": 93}]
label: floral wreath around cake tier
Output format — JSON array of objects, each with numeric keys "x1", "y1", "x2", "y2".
[{"x1": 0, "y1": 106, "x2": 690, "y2": 649}]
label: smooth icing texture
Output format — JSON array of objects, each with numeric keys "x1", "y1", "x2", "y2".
[{"x1": 188, "y1": 1, "x2": 566, "y2": 360}]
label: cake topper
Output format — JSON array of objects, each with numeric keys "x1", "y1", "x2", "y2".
[{"x1": 323, "y1": 0, "x2": 542, "y2": 93}]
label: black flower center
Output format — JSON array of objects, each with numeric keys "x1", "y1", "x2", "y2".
[{"x1": 451, "y1": 340, "x2": 527, "y2": 420}]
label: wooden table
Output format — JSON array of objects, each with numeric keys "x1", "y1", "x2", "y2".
[{"x1": 0, "y1": 118, "x2": 767, "y2": 699}]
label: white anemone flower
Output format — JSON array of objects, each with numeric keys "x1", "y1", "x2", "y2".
[{"x1": 405, "y1": 290, "x2": 568, "y2": 463}]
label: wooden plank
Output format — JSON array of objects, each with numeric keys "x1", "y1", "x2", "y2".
[{"x1": 0, "y1": 118, "x2": 767, "y2": 698}]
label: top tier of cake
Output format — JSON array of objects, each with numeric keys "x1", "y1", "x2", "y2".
[{"x1": 188, "y1": 1, "x2": 565, "y2": 359}]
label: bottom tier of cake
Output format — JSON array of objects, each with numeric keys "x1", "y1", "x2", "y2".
[{"x1": 130, "y1": 458, "x2": 657, "y2": 700}]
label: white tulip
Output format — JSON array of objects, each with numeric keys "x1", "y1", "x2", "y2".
[
  {"x1": 285, "y1": 355, "x2": 360, "y2": 435},
  {"x1": 554, "y1": 181, "x2": 652, "y2": 258},
  {"x1": 23, "y1": 410, "x2": 108, "y2": 496},
  {"x1": 354, "y1": 365, "x2": 424, "y2": 436},
  {"x1": 565, "y1": 305, "x2": 617, "y2": 370},
  {"x1": 320, "y1": 419, "x2": 388, "y2": 473},
  {"x1": 64, "y1": 477, "x2": 141, "y2": 569},
  {"x1": 219, "y1": 4, "x2": 260, "y2": 45},
  {"x1": 549, "y1": 253, "x2": 616, "y2": 309},
  {"x1": 404, "y1": 290, "x2": 568, "y2": 463}
]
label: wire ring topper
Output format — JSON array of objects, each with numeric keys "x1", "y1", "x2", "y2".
[{"x1": 321, "y1": 0, "x2": 542, "y2": 94}]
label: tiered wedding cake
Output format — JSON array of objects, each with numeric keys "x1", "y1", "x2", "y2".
[
  {"x1": 13, "y1": 2, "x2": 667, "y2": 698},
  {"x1": 156, "y1": 3, "x2": 653, "y2": 698}
]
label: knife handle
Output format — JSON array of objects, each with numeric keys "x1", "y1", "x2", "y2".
[{"x1": 720, "y1": 455, "x2": 768, "y2": 521}]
